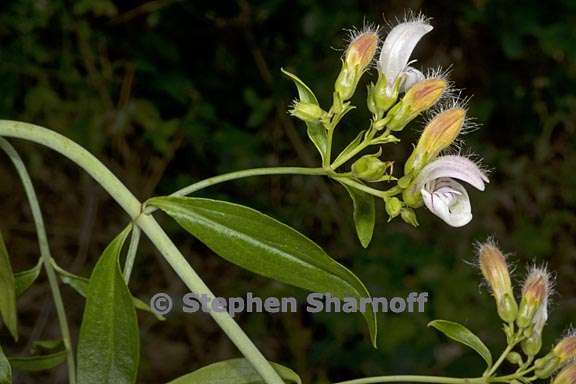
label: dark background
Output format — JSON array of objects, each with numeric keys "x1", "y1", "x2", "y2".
[{"x1": 0, "y1": 0, "x2": 575, "y2": 382}]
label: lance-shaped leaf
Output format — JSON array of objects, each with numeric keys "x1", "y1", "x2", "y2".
[
  {"x1": 8, "y1": 350, "x2": 66, "y2": 372},
  {"x1": 428, "y1": 319, "x2": 492, "y2": 368},
  {"x1": 14, "y1": 261, "x2": 42, "y2": 297},
  {"x1": 0, "y1": 344, "x2": 10, "y2": 384},
  {"x1": 77, "y1": 227, "x2": 139, "y2": 384},
  {"x1": 339, "y1": 182, "x2": 375, "y2": 248},
  {"x1": 0, "y1": 232, "x2": 17, "y2": 341},
  {"x1": 148, "y1": 196, "x2": 378, "y2": 347},
  {"x1": 168, "y1": 358, "x2": 301, "y2": 384},
  {"x1": 281, "y1": 68, "x2": 328, "y2": 163}
]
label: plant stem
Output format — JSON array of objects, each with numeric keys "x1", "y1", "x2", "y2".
[
  {"x1": 0, "y1": 137, "x2": 76, "y2": 384},
  {"x1": 484, "y1": 342, "x2": 516, "y2": 378},
  {"x1": 324, "y1": 127, "x2": 335, "y2": 168},
  {"x1": 0, "y1": 121, "x2": 284, "y2": 384},
  {"x1": 333, "y1": 375, "x2": 487, "y2": 384},
  {"x1": 334, "y1": 177, "x2": 388, "y2": 199},
  {"x1": 123, "y1": 224, "x2": 141, "y2": 283},
  {"x1": 170, "y1": 166, "x2": 327, "y2": 197},
  {"x1": 331, "y1": 140, "x2": 369, "y2": 170}
]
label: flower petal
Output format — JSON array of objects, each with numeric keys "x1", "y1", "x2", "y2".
[
  {"x1": 421, "y1": 178, "x2": 472, "y2": 227},
  {"x1": 401, "y1": 66, "x2": 425, "y2": 92},
  {"x1": 378, "y1": 20, "x2": 432, "y2": 92},
  {"x1": 415, "y1": 155, "x2": 489, "y2": 191}
]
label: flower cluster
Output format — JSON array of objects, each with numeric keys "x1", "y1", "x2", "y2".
[
  {"x1": 285, "y1": 13, "x2": 488, "y2": 233},
  {"x1": 477, "y1": 239, "x2": 576, "y2": 383}
]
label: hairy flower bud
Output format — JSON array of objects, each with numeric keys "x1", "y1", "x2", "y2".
[
  {"x1": 551, "y1": 364, "x2": 576, "y2": 384},
  {"x1": 351, "y1": 152, "x2": 393, "y2": 182},
  {"x1": 385, "y1": 78, "x2": 447, "y2": 131},
  {"x1": 477, "y1": 241, "x2": 518, "y2": 323},
  {"x1": 404, "y1": 107, "x2": 465, "y2": 175},
  {"x1": 553, "y1": 332, "x2": 576, "y2": 364},
  {"x1": 346, "y1": 30, "x2": 379, "y2": 71},
  {"x1": 289, "y1": 101, "x2": 326, "y2": 123},
  {"x1": 522, "y1": 292, "x2": 548, "y2": 356},
  {"x1": 517, "y1": 267, "x2": 551, "y2": 329},
  {"x1": 335, "y1": 30, "x2": 379, "y2": 101}
]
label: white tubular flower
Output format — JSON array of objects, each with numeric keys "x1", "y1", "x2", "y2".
[
  {"x1": 378, "y1": 17, "x2": 433, "y2": 95},
  {"x1": 413, "y1": 155, "x2": 489, "y2": 227}
]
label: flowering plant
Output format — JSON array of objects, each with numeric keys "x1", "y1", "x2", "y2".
[{"x1": 0, "y1": 11, "x2": 571, "y2": 384}]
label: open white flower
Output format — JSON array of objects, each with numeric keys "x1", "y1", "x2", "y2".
[
  {"x1": 378, "y1": 17, "x2": 433, "y2": 95},
  {"x1": 413, "y1": 155, "x2": 489, "y2": 227}
]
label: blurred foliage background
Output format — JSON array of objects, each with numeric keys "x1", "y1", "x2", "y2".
[{"x1": 0, "y1": 0, "x2": 575, "y2": 383}]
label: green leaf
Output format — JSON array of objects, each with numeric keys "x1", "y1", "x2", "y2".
[
  {"x1": 9, "y1": 350, "x2": 66, "y2": 372},
  {"x1": 54, "y1": 260, "x2": 164, "y2": 320},
  {"x1": 0, "y1": 232, "x2": 17, "y2": 341},
  {"x1": 148, "y1": 196, "x2": 378, "y2": 347},
  {"x1": 77, "y1": 227, "x2": 140, "y2": 384},
  {"x1": 332, "y1": 130, "x2": 366, "y2": 167},
  {"x1": 281, "y1": 68, "x2": 328, "y2": 163},
  {"x1": 167, "y1": 358, "x2": 301, "y2": 384},
  {"x1": 0, "y1": 345, "x2": 11, "y2": 384},
  {"x1": 14, "y1": 261, "x2": 42, "y2": 297},
  {"x1": 428, "y1": 319, "x2": 493, "y2": 367},
  {"x1": 339, "y1": 182, "x2": 376, "y2": 248}
]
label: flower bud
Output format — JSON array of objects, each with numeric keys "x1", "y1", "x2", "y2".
[
  {"x1": 477, "y1": 241, "x2": 518, "y2": 323},
  {"x1": 346, "y1": 30, "x2": 379, "y2": 71},
  {"x1": 506, "y1": 351, "x2": 523, "y2": 365},
  {"x1": 335, "y1": 30, "x2": 379, "y2": 101},
  {"x1": 385, "y1": 197, "x2": 402, "y2": 220},
  {"x1": 551, "y1": 364, "x2": 576, "y2": 384},
  {"x1": 517, "y1": 267, "x2": 551, "y2": 328},
  {"x1": 289, "y1": 101, "x2": 326, "y2": 123},
  {"x1": 385, "y1": 78, "x2": 447, "y2": 132},
  {"x1": 404, "y1": 108, "x2": 465, "y2": 175},
  {"x1": 351, "y1": 152, "x2": 393, "y2": 182},
  {"x1": 553, "y1": 332, "x2": 576, "y2": 364},
  {"x1": 523, "y1": 333, "x2": 543, "y2": 357},
  {"x1": 400, "y1": 207, "x2": 419, "y2": 227}
]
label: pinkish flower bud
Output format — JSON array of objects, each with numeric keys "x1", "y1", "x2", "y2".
[
  {"x1": 477, "y1": 241, "x2": 518, "y2": 322},
  {"x1": 385, "y1": 78, "x2": 447, "y2": 132},
  {"x1": 554, "y1": 332, "x2": 576, "y2": 363},
  {"x1": 552, "y1": 364, "x2": 576, "y2": 384},
  {"x1": 404, "y1": 107, "x2": 465, "y2": 174},
  {"x1": 335, "y1": 29, "x2": 379, "y2": 101},
  {"x1": 517, "y1": 267, "x2": 551, "y2": 328},
  {"x1": 345, "y1": 30, "x2": 379, "y2": 71}
]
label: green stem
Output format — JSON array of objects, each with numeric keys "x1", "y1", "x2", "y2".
[
  {"x1": 485, "y1": 342, "x2": 516, "y2": 378},
  {"x1": 0, "y1": 120, "x2": 284, "y2": 384},
  {"x1": 331, "y1": 139, "x2": 369, "y2": 170},
  {"x1": 0, "y1": 137, "x2": 76, "y2": 384},
  {"x1": 123, "y1": 224, "x2": 141, "y2": 283},
  {"x1": 170, "y1": 166, "x2": 327, "y2": 197},
  {"x1": 333, "y1": 375, "x2": 487, "y2": 384},
  {"x1": 324, "y1": 128, "x2": 335, "y2": 168},
  {"x1": 334, "y1": 177, "x2": 388, "y2": 199}
]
